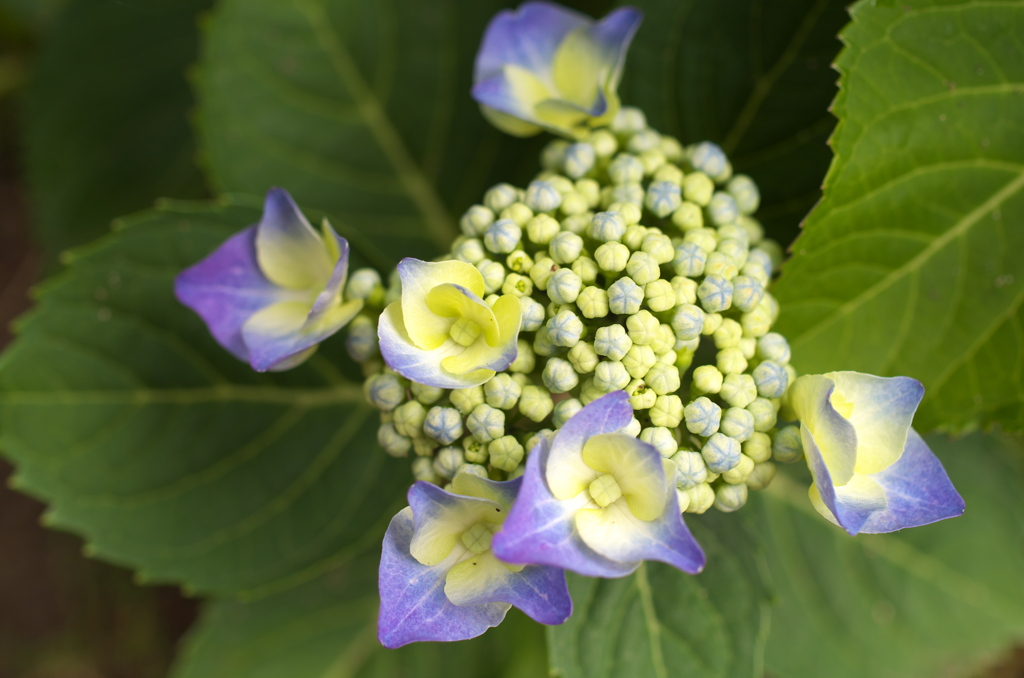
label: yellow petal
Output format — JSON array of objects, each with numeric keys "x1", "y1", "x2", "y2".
[
  {"x1": 580, "y1": 433, "x2": 668, "y2": 521},
  {"x1": 551, "y1": 27, "x2": 603, "y2": 109},
  {"x1": 789, "y1": 375, "x2": 857, "y2": 486},
  {"x1": 399, "y1": 259, "x2": 485, "y2": 351},
  {"x1": 426, "y1": 284, "x2": 501, "y2": 345}
]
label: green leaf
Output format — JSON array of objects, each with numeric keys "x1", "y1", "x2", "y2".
[
  {"x1": 24, "y1": 0, "x2": 210, "y2": 257},
  {"x1": 171, "y1": 552, "x2": 548, "y2": 678},
  {"x1": 620, "y1": 0, "x2": 850, "y2": 245},
  {"x1": 771, "y1": 0, "x2": 1024, "y2": 432},
  {"x1": 0, "y1": 197, "x2": 409, "y2": 597},
  {"x1": 759, "y1": 432, "x2": 1024, "y2": 678},
  {"x1": 195, "y1": 0, "x2": 576, "y2": 265},
  {"x1": 547, "y1": 513, "x2": 771, "y2": 678}
]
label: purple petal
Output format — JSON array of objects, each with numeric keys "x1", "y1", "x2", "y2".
[
  {"x1": 378, "y1": 508, "x2": 510, "y2": 649},
  {"x1": 310, "y1": 226, "x2": 350, "y2": 315},
  {"x1": 474, "y1": 1, "x2": 587, "y2": 80},
  {"x1": 491, "y1": 438, "x2": 638, "y2": 578},
  {"x1": 803, "y1": 427, "x2": 875, "y2": 535},
  {"x1": 174, "y1": 225, "x2": 287, "y2": 362},
  {"x1": 590, "y1": 7, "x2": 644, "y2": 87},
  {"x1": 256, "y1": 187, "x2": 333, "y2": 289},
  {"x1": 546, "y1": 391, "x2": 634, "y2": 493},
  {"x1": 858, "y1": 428, "x2": 965, "y2": 533}
]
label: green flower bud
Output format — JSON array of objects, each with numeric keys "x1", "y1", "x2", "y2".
[
  {"x1": 607, "y1": 277, "x2": 644, "y2": 315},
  {"x1": 684, "y1": 482, "x2": 715, "y2": 514},
  {"x1": 659, "y1": 349, "x2": 679, "y2": 367},
  {"x1": 504, "y1": 250, "x2": 533, "y2": 274},
  {"x1": 525, "y1": 180, "x2": 562, "y2": 212},
  {"x1": 459, "y1": 462, "x2": 490, "y2": 480},
  {"x1": 563, "y1": 142, "x2": 596, "y2": 178},
  {"x1": 576, "y1": 179, "x2": 602, "y2": 208},
  {"x1": 621, "y1": 223, "x2": 647, "y2": 250},
  {"x1": 670, "y1": 276, "x2": 698, "y2": 305},
  {"x1": 505, "y1": 340, "x2": 534, "y2": 375},
  {"x1": 595, "y1": 242, "x2": 630, "y2": 272},
  {"x1": 702, "y1": 432, "x2": 742, "y2": 473},
  {"x1": 650, "y1": 324, "x2": 676, "y2": 356},
  {"x1": 594, "y1": 324, "x2": 632, "y2": 361},
  {"x1": 524, "y1": 429, "x2": 554, "y2": 454},
  {"x1": 743, "y1": 432, "x2": 772, "y2": 463},
  {"x1": 571, "y1": 256, "x2": 599, "y2": 286},
  {"x1": 568, "y1": 341, "x2": 599, "y2": 374},
  {"x1": 671, "y1": 303, "x2": 705, "y2": 341},
  {"x1": 671, "y1": 450, "x2": 708, "y2": 488},
  {"x1": 752, "y1": 360, "x2": 789, "y2": 398},
  {"x1": 394, "y1": 400, "x2": 427, "y2": 438},
  {"x1": 660, "y1": 136, "x2": 685, "y2": 162},
  {"x1": 553, "y1": 398, "x2": 583, "y2": 428},
  {"x1": 533, "y1": 327, "x2": 558, "y2": 357},
  {"x1": 447, "y1": 386, "x2": 482, "y2": 415},
  {"x1": 708, "y1": 192, "x2": 740, "y2": 226},
  {"x1": 629, "y1": 129, "x2": 661, "y2": 154},
  {"x1": 413, "y1": 434, "x2": 438, "y2": 458},
  {"x1": 720, "y1": 374, "x2": 758, "y2": 408},
  {"x1": 704, "y1": 251, "x2": 738, "y2": 280},
  {"x1": 772, "y1": 425, "x2": 803, "y2": 463},
  {"x1": 541, "y1": 140, "x2": 569, "y2": 170},
  {"x1": 610, "y1": 201, "x2": 642, "y2": 225},
  {"x1": 589, "y1": 211, "x2": 627, "y2": 242},
  {"x1": 731, "y1": 276, "x2": 764, "y2": 314},
  {"x1": 459, "y1": 204, "x2": 496, "y2": 236},
  {"x1": 720, "y1": 407, "x2": 755, "y2": 442},
  {"x1": 546, "y1": 309, "x2": 584, "y2": 348},
  {"x1": 757, "y1": 332, "x2": 791, "y2": 365},
  {"x1": 682, "y1": 172, "x2": 714, "y2": 206},
  {"x1": 484, "y1": 219, "x2": 522, "y2": 254},
  {"x1": 746, "y1": 398, "x2": 778, "y2": 432},
  {"x1": 671, "y1": 201, "x2": 704, "y2": 231},
  {"x1": 545, "y1": 233, "x2": 580, "y2": 267},
  {"x1": 718, "y1": 223, "x2": 750, "y2": 246},
  {"x1": 577, "y1": 286, "x2": 610, "y2": 319},
  {"x1": 511, "y1": 373, "x2": 530, "y2": 388},
  {"x1": 345, "y1": 268, "x2": 383, "y2": 303},
  {"x1": 698, "y1": 275, "x2": 733, "y2": 313},
  {"x1": 727, "y1": 174, "x2": 760, "y2": 214},
  {"x1": 589, "y1": 129, "x2": 618, "y2": 158},
  {"x1": 519, "y1": 385, "x2": 554, "y2": 422},
  {"x1": 685, "y1": 396, "x2": 721, "y2": 437},
  {"x1": 714, "y1": 483, "x2": 748, "y2": 512},
  {"x1": 623, "y1": 416, "x2": 643, "y2": 437},
  {"x1": 453, "y1": 238, "x2": 486, "y2": 264},
  {"x1": 410, "y1": 381, "x2": 443, "y2": 405},
  {"x1": 612, "y1": 106, "x2": 647, "y2": 135},
  {"x1": 526, "y1": 214, "x2": 560, "y2": 245},
  {"x1": 433, "y1": 446, "x2": 466, "y2": 479},
  {"x1": 646, "y1": 395, "x2": 682, "y2": 429},
  {"x1": 364, "y1": 372, "x2": 405, "y2": 412},
  {"x1": 639, "y1": 149, "x2": 666, "y2": 175},
  {"x1": 484, "y1": 373, "x2": 522, "y2": 410},
  {"x1": 701, "y1": 312, "x2": 723, "y2": 336},
  {"x1": 548, "y1": 268, "x2": 583, "y2": 305},
  {"x1": 575, "y1": 378, "x2": 601, "y2": 405},
  {"x1": 645, "y1": 181, "x2": 682, "y2": 218},
  {"x1": 691, "y1": 365, "x2": 723, "y2": 395},
  {"x1": 484, "y1": 183, "x2": 518, "y2": 213},
  {"x1": 739, "y1": 337, "x2": 757, "y2": 360},
  {"x1": 710, "y1": 319, "x2": 740, "y2": 350},
  {"x1": 543, "y1": 357, "x2": 578, "y2": 393},
  {"x1": 489, "y1": 435, "x2": 525, "y2": 472},
  {"x1": 626, "y1": 251, "x2": 660, "y2": 285},
  {"x1": 623, "y1": 344, "x2": 656, "y2": 379},
  {"x1": 627, "y1": 379, "x2": 657, "y2": 409},
  {"x1": 467, "y1": 404, "x2": 506, "y2": 442},
  {"x1": 641, "y1": 234, "x2": 674, "y2": 266},
  {"x1": 519, "y1": 297, "x2": 546, "y2": 332},
  {"x1": 746, "y1": 461, "x2": 777, "y2": 490},
  {"x1": 683, "y1": 227, "x2": 718, "y2": 253},
  {"x1": 594, "y1": 360, "x2": 630, "y2": 392},
  {"x1": 423, "y1": 406, "x2": 463, "y2": 444},
  {"x1": 689, "y1": 141, "x2": 731, "y2": 182},
  {"x1": 645, "y1": 362, "x2": 681, "y2": 396},
  {"x1": 501, "y1": 272, "x2": 533, "y2": 298},
  {"x1": 671, "y1": 243, "x2": 706, "y2": 279},
  {"x1": 653, "y1": 163, "x2": 684, "y2": 185},
  {"x1": 462, "y1": 436, "x2": 489, "y2": 464},
  {"x1": 476, "y1": 260, "x2": 506, "y2": 293},
  {"x1": 560, "y1": 192, "x2": 589, "y2": 217},
  {"x1": 722, "y1": 452, "x2": 755, "y2": 484},
  {"x1": 378, "y1": 422, "x2": 412, "y2": 457},
  {"x1": 412, "y1": 456, "x2": 441, "y2": 483},
  {"x1": 608, "y1": 153, "x2": 644, "y2": 184},
  {"x1": 640, "y1": 426, "x2": 678, "y2": 457},
  {"x1": 607, "y1": 183, "x2": 644, "y2": 207},
  {"x1": 500, "y1": 202, "x2": 533, "y2": 227},
  {"x1": 716, "y1": 238, "x2": 749, "y2": 269},
  {"x1": 626, "y1": 310, "x2": 660, "y2": 346}
]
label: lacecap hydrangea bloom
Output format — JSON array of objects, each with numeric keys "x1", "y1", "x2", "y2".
[
  {"x1": 378, "y1": 471, "x2": 571, "y2": 647},
  {"x1": 175, "y1": 188, "x2": 364, "y2": 371},
  {"x1": 378, "y1": 259, "x2": 522, "y2": 388},
  {"x1": 787, "y1": 372, "x2": 964, "y2": 535},
  {"x1": 473, "y1": 1, "x2": 643, "y2": 138}
]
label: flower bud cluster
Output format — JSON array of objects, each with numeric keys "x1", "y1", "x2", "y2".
[{"x1": 354, "y1": 107, "x2": 802, "y2": 511}]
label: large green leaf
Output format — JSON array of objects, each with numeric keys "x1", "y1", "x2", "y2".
[
  {"x1": 772, "y1": 0, "x2": 1024, "y2": 432},
  {"x1": 195, "y1": 0, "x2": 612, "y2": 266},
  {"x1": 620, "y1": 0, "x2": 849, "y2": 245},
  {"x1": 24, "y1": 0, "x2": 210, "y2": 257},
  {"x1": 547, "y1": 513, "x2": 771, "y2": 678},
  {"x1": 0, "y1": 197, "x2": 408, "y2": 597},
  {"x1": 760, "y1": 432, "x2": 1024, "y2": 677},
  {"x1": 171, "y1": 552, "x2": 548, "y2": 678}
]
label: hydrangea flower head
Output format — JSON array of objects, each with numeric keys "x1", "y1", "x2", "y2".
[
  {"x1": 378, "y1": 472, "x2": 571, "y2": 648},
  {"x1": 175, "y1": 188, "x2": 362, "y2": 371},
  {"x1": 378, "y1": 259, "x2": 521, "y2": 388},
  {"x1": 472, "y1": 1, "x2": 643, "y2": 138},
  {"x1": 788, "y1": 371, "x2": 964, "y2": 535},
  {"x1": 491, "y1": 391, "x2": 705, "y2": 577}
]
